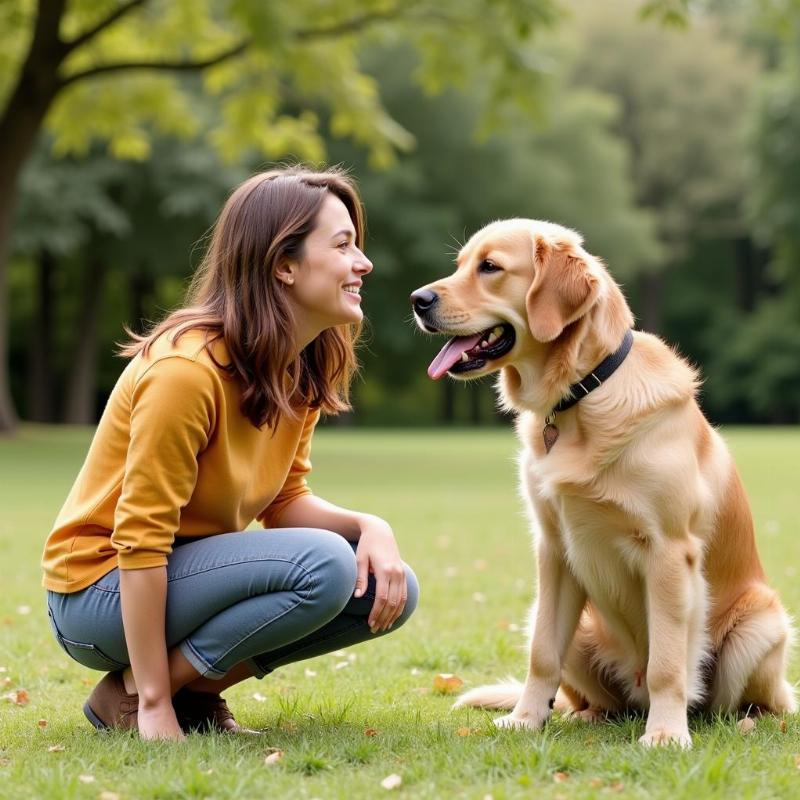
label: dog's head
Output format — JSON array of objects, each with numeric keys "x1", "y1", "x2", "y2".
[{"x1": 412, "y1": 219, "x2": 606, "y2": 382}]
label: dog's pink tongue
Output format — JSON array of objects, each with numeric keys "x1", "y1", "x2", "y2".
[{"x1": 427, "y1": 334, "x2": 482, "y2": 380}]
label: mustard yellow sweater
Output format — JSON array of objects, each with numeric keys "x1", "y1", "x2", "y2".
[{"x1": 42, "y1": 332, "x2": 319, "y2": 593}]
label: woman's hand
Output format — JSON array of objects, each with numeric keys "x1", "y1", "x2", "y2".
[
  {"x1": 137, "y1": 698, "x2": 185, "y2": 741},
  {"x1": 355, "y1": 515, "x2": 407, "y2": 633}
]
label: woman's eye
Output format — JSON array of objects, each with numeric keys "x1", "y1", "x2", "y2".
[
  {"x1": 478, "y1": 259, "x2": 501, "y2": 274},
  {"x1": 337, "y1": 241, "x2": 349, "y2": 250}
]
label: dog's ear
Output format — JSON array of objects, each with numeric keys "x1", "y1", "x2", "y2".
[{"x1": 526, "y1": 237, "x2": 600, "y2": 342}]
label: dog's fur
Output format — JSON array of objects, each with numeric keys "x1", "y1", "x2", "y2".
[{"x1": 413, "y1": 219, "x2": 796, "y2": 747}]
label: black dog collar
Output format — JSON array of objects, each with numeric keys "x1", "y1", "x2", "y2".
[{"x1": 543, "y1": 329, "x2": 634, "y2": 453}]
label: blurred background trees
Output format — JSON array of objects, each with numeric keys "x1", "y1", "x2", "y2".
[{"x1": 3, "y1": 0, "x2": 799, "y2": 431}]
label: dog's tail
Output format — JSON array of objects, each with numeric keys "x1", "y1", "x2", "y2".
[{"x1": 453, "y1": 679, "x2": 522, "y2": 710}]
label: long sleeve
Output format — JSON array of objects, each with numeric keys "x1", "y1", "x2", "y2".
[
  {"x1": 258, "y1": 407, "x2": 320, "y2": 528},
  {"x1": 112, "y1": 356, "x2": 219, "y2": 569}
]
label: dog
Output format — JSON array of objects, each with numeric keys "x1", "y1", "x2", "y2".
[{"x1": 411, "y1": 219, "x2": 796, "y2": 747}]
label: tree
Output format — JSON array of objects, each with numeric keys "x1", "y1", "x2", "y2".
[
  {"x1": 0, "y1": 0, "x2": 564, "y2": 432},
  {"x1": 564, "y1": 0, "x2": 759, "y2": 331}
]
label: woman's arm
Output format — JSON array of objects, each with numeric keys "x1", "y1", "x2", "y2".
[
  {"x1": 275, "y1": 495, "x2": 407, "y2": 633},
  {"x1": 119, "y1": 567, "x2": 184, "y2": 740}
]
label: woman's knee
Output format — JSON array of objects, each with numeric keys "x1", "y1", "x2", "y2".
[
  {"x1": 393, "y1": 563, "x2": 420, "y2": 629},
  {"x1": 299, "y1": 529, "x2": 358, "y2": 613}
]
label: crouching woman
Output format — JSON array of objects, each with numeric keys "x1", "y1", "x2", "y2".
[{"x1": 41, "y1": 167, "x2": 418, "y2": 740}]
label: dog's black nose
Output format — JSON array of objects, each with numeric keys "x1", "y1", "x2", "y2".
[{"x1": 410, "y1": 288, "x2": 439, "y2": 314}]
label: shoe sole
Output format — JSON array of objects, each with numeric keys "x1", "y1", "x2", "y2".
[{"x1": 83, "y1": 701, "x2": 109, "y2": 730}]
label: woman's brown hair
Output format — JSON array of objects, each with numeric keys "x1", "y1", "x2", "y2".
[{"x1": 119, "y1": 166, "x2": 365, "y2": 428}]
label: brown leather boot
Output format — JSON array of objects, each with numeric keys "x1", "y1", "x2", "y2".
[
  {"x1": 83, "y1": 671, "x2": 138, "y2": 730},
  {"x1": 172, "y1": 689, "x2": 259, "y2": 734}
]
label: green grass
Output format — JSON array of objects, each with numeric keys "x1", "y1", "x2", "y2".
[{"x1": 1, "y1": 425, "x2": 799, "y2": 799}]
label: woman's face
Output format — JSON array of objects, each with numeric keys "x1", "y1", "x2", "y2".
[{"x1": 283, "y1": 193, "x2": 373, "y2": 341}]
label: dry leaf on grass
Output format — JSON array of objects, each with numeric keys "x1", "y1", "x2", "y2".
[
  {"x1": 433, "y1": 673, "x2": 463, "y2": 694},
  {"x1": 588, "y1": 778, "x2": 604, "y2": 788},
  {"x1": 0, "y1": 667, "x2": 7, "y2": 673},
  {"x1": 99, "y1": 792, "x2": 120, "y2": 800},
  {"x1": 47, "y1": 744, "x2": 65, "y2": 753},
  {"x1": 472, "y1": 592, "x2": 486, "y2": 604},
  {"x1": 456, "y1": 727, "x2": 475, "y2": 737},
  {"x1": 794, "y1": 754, "x2": 800, "y2": 769},
  {"x1": 37, "y1": 719, "x2": 47, "y2": 728},
  {"x1": 779, "y1": 719, "x2": 787, "y2": 733},
  {"x1": 78, "y1": 775, "x2": 95, "y2": 784},
  {"x1": 334, "y1": 661, "x2": 350, "y2": 670},
  {"x1": 737, "y1": 717, "x2": 756, "y2": 735},
  {"x1": 264, "y1": 749, "x2": 284, "y2": 766},
  {"x1": 4, "y1": 689, "x2": 29, "y2": 706},
  {"x1": 252, "y1": 692, "x2": 267, "y2": 703},
  {"x1": 365, "y1": 728, "x2": 379, "y2": 737},
  {"x1": 17, "y1": 606, "x2": 31, "y2": 615},
  {"x1": 380, "y1": 773, "x2": 402, "y2": 790},
  {"x1": 553, "y1": 771, "x2": 569, "y2": 783},
  {"x1": 304, "y1": 668, "x2": 317, "y2": 678}
]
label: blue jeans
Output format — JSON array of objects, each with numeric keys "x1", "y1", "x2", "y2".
[{"x1": 46, "y1": 529, "x2": 419, "y2": 680}]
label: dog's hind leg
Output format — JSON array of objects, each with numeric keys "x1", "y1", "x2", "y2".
[
  {"x1": 710, "y1": 586, "x2": 797, "y2": 714},
  {"x1": 560, "y1": 608, "x2": 625, "y2": 720}
]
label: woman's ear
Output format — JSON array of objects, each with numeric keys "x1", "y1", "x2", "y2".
[
  {"x1": 275, "y1": 260, "x2": 296, "y2": 286},
  {"x1": 526, "y1": 237, "x2": 600, "y2": 342}
]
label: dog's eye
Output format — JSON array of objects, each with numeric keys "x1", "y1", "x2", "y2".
[{"x1": 478, "y1": 259, "x2": 502, "y2": 274}]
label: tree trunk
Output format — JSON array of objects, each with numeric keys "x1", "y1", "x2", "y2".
[
  {"x1": 440, "y1": 379, "x2": 455, "y2": 424},
  {"x1": 0, "y1": 0, "x2": 68, "y2": 432},
  {"x1": 639, "y1": 271, "x2": 664, "y2": 334},
  {"x1": 27, "y1": 249, "x2": 57, "y2": 421},
  {"x1": 64, "y1": 258, "x2": 107, "y2": 424}
]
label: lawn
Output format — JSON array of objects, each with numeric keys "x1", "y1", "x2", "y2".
[{"x1": 1, "y1": 425, "x2": 799, "y2": 799}]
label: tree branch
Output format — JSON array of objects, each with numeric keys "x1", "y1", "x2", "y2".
[
  {"x1": 64, "y1": 0, "x2": 149, "y2": 54},
  {"x1": 57, "y1": 38, "x2": 251, "y2": 90},
  {"x1": 292, "y1": 5, "x2": 408, "y2": 41}
]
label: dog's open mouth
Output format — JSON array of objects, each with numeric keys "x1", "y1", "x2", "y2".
[{"x1": 427, "y1": 323, "x2": 516, "y2": 380}]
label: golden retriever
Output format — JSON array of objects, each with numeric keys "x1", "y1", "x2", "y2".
[{"x1": 411, "y1": 219, "x2": 796, "y2": 747}]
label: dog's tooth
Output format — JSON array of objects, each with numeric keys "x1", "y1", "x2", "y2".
[
  {"x1": 493, "y1": 326, "x2": 504, "y2": 337},
  {"x1": 461, "y1": 352, "x2": 470, "y2": 362},
  {"x1": 480, "y1": 339, "x2": 489, "y2": 349},
  {"x1": 487, "y1": 331, "x2": 498, "y2": 344}
]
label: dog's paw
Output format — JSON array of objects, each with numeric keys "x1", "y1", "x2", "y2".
[
  {"x1": 638, "y1": 728, "x2": 692, "y2": 749},
  {"x1": 493, "y1": 711, "x2": 547, "y2": 731},
  {"x1": 570, "y1": 706, "x2": 606, "y2": 724}
]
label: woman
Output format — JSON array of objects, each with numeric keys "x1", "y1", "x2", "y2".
[{"x1": 41, "y1": 167, "x2": 419, "y2": 741}]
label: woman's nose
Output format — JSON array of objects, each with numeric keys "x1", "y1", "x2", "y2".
[{"x1": 355, "y1": 251, "x2": 373, "y2": 274}]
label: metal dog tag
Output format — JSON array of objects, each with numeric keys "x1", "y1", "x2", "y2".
[{"x1": 543, "y1": 414, "x2": 559, "y2": 453}]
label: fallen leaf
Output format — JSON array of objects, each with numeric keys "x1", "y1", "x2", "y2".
[
  {"x1": 17, "y1": 606, "x2": 31, "y2": 616},
  {"x1": 81, "y1": 678, "x2": 93, "y2": 686},
  {"x1": 333, "y1": 650, "x2": 348, "y2": 657},
  {"x1": 794, "y1": 754, "x2": 800, "y2": 769},
  {"x1": 5, "y1": 689, "x2": 29, "y2": 706},
  {"x1": 78, "y1": 775, "x2": 95, "y2": 784},
  {"x1": 202, "y1": 769, "x2": 214, "y2": 776},
  {"x1": 99, "y1": 792, "x2": 120, "y2": 800},
  {"x1": 473, "y1": 559, "x2": 488, "y2": 571},
  {"x1": 1, "y1": 678, "x2": 11, "y2": 688},
  {"x1": 553, "y1": 771, "x2": 569, "y2": 783},
  {"x1": 779, "y1": 719, "x2": 787, "y2": 733},
  {"x1": 737, "y1": 717, "x2": 756, "y2": 735},
  {"x1": 348, "y1": 653, "x2": 358, "y2": 662},
  {"x1": 47, "y1": 744, "x2": 65, "y2": 753},
  {"x1": 410, "y1": 667, "x2": 422, "y2": 676},
  {"x1": 334, "y1": 661, "x2": 350, "y2": 670},
  {"x1": 264, "y1": 749, "x2": 284, "y2": 766},
  {"x1": 588, "y1": 778, "x2": 604, "y2": 788},
  {"x1": 304, "y1": 668, "x2": 317, "y2": 678},
  {"x1": 411, "y1": 687, "x2": 431, "y2": 695},
  {"x1": 0, "y1": 667, "x2": 7, "y2": 673},
  {"x1": 433, "y1": 673, "x2": 464, "y2": 694},
  {"x1": 37, "y1": 719, "x2": 47, "y2": 728},
  {"x1": 381, "y1": 773, "x2": 402, "y2": 790},
  {"x1": 456, "y1": 727, "x2": 474, "y2": 737},
  {"x1": 609, "y1": 781, "x2": 625, "y2": 793},
  {"x1": 472, "y1": 592, "x2": 486, "y2": 604},
  {"x1": 252, "y1": 692, "x2": 267, "y2": 702},
  {"x1": 365, "y1": 727, "x2": 379, "y2": 737}
]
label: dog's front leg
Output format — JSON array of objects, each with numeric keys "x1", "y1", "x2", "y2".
[
  {"x1": 496, "y1": 535, "x2": 585, "y2": 731},
  {"x1": 640, "y1": 538, "x2": 703, "y2": 749}
]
